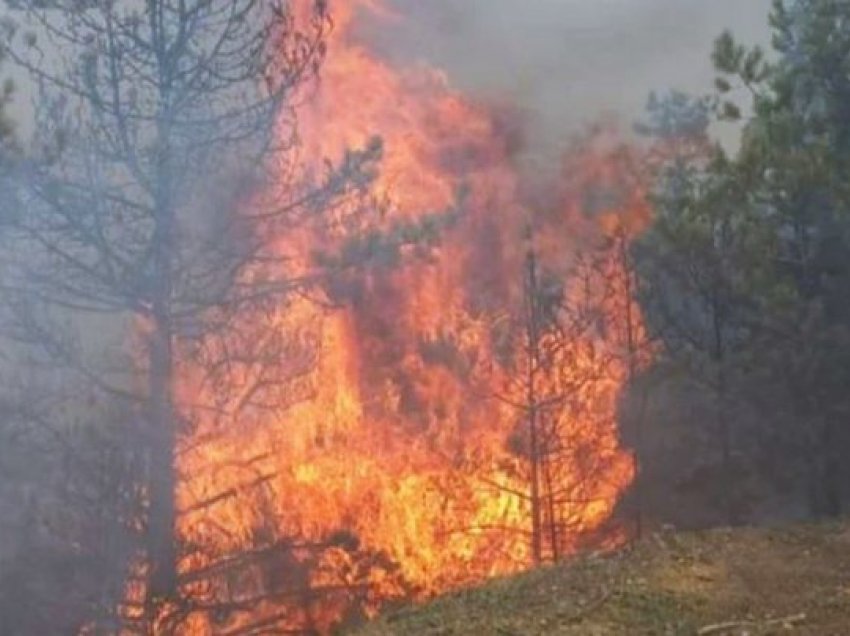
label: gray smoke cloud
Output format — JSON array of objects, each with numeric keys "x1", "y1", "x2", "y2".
[{"x1": 366, "y1": 0, "x2": 773, "y2": 160}]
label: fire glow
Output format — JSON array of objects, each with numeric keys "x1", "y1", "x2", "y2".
[{"x1": 168, "y1": 1, "x2": 645, "y2": 632}]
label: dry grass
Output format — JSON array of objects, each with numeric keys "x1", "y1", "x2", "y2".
[{"x1": 353, "y1": 521, "x2": 850, "y2": 635}]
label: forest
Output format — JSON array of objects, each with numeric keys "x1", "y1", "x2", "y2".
[{"x1": 0, "y1": 0, "x2": 848, "y2": 634}]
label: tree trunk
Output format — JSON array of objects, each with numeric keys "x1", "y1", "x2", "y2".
[
  {"x1": 813, "y1": 419, "x2": 842, "y2": 518},
  {"x1": 147, "y1": 107, "x2": 178, "y2": 604},
  {"x1": 146, "y1": 251, "x2": 177, "y2": 604},
  {"x1": 712, "y1": 294, "x2": 735, "y2": 526},
  {"x1": 147, "y1": 328, "x2": 177, "y2": 603},
  {"x1": 525, "y1": 246, "x2": 543, "y2": 566},
  {"x1": 543, "y1": 445, "x2": 560, "y2": 562},
  {"x1": 619, "y1": 233, "x2": 646, "y2": 540}
]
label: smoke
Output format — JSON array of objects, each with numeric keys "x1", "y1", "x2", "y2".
[
  {"x1": 361, "y1": 0, "x2": 773, "y2": 162},
  {"x1": 2, "y1": 1, "x2": 772, "y2": 155}
]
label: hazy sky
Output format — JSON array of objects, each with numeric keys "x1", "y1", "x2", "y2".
[
  {"x1": 368, "y1": 0, "x2": 774, "y2": 155},
  {"x1": 3, "y1": 1, "x2": 775, "y2": 153}
]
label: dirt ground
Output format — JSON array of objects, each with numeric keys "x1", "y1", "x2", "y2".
[{"x1": 354, "y1": 522, "x2": 850, "y2": 635}]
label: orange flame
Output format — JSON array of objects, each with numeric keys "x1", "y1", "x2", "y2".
[{"x1": 167, "y1": 1, "x2": 648, "y2": 633}]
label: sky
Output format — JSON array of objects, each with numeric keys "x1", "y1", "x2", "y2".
[
  {"x1": 367, "y1": 0, "x2": 774, "y2": 157},
  {"x1": 3, "y1": 1, "x2": 775, "y2": 154}
]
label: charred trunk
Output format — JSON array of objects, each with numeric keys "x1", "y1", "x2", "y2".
[{"x1": 147, "y1": 304, "x2": 177, "y2": 603}]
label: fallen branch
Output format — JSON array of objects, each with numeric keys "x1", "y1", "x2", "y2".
[{"x1": 697, "y1": 612, "x2": 807, "y2": 635}]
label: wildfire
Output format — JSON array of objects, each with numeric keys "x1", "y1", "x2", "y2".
[{"x1": 166, "y1": 1, "x2": 645, "y2": 633}]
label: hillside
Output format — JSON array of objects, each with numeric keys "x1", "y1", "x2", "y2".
[{"x1": 355, "y1": 522, "x2": 850, "y2": 635}]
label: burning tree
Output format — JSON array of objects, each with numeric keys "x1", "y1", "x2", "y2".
[
  {"x1": 505, "y1": 238, "x2": 625, "y2": 564},
  {"x1": 557, "y1": 133, "x2": 657, "y2": 540},
  {"x1": 484, "y1": 210, "x2": 643, "y2": 566},
  {"x1": 162, "y1": 1, "x2": 638, "y2": 627},
  {"x1": 0, "y1": 0, "x2": 385, "y2": 630},
  {"x1": 0, "y1": 0, "x2": 643, "y2": 631}
]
